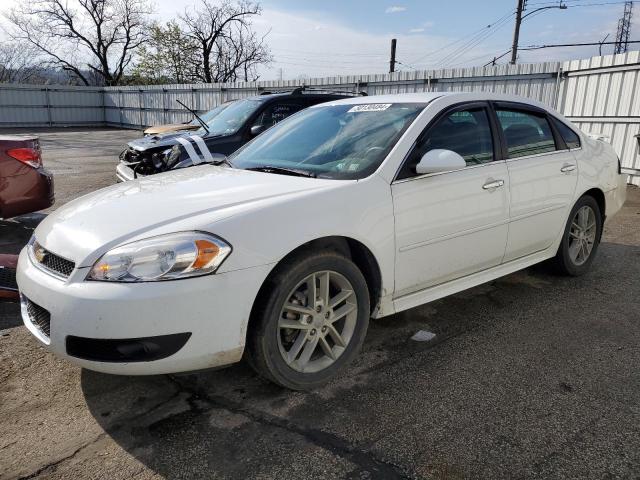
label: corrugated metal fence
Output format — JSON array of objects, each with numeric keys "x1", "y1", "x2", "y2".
[
  {"x1": 1, "y1": 51, "x2": 639, "y2": 182},
  {"x1": 0, "y1": 83, "x2": 105, "y2": 126}
]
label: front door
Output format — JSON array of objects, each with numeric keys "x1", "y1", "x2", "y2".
[
  {"x1": 392, "y1": 103, "x2": 510, "y2": 297},
  {"x1": 493, "y1": 105, "x2": 579, "y2": 262}
]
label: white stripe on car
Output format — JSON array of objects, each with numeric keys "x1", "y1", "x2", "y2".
[
  {"x1": 190, "y1": 135, "x2": 214, "y2": 162},
  {"x1": 175, "y1": 137, "x2": 202, "y2": 164}
]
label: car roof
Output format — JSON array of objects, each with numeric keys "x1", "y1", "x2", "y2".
[
  {"x1": 313, "y1": 92, "x2": 551, "y2": 110},
  {"x1": 246, "y1": 91, "x2": 357, "y2": 102}
]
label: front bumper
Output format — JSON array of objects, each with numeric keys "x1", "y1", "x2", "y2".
[
  {"x1": 116, "y1": 162, "x2": 139, "y2": 182},
  {"x1": 17, "y1": 248, "x2": 273, "y2": 375}
]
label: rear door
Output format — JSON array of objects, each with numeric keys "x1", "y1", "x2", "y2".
[
  {"x1": 493, "y1": 103, "x2": 578, "y2": 262},
  {"x1": 392, "y1": 102, "x2": 510, "y2": 297}
]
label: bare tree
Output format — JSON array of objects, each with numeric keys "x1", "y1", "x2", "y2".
[
  {"x1": 4, "y1": 0, "x2": 152, "y2": 86},
  {"x1": 0, "y1": 43, "x2": 41, "y2": 83},
  {"x1": 180, "y1": 0, "x2": 271, "y2": 83},
  {"x1": 217, "y1": 24, "x2": 271, "y2": 82}
]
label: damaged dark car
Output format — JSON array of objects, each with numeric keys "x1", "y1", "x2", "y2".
[{"x1": 116, "y1": 88, "x2": 361, "y2": 181}]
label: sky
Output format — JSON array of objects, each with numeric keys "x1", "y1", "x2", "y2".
[
  {"x1": 157, "y1": 0, "x2": 640, "y2": 79},
  {"x1": 2, "y1": 0, "x2": 639, "y2": 81}
]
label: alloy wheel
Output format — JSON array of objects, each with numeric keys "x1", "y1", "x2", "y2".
[
  {"x1": 568, "y1": 205, "x2": 597, "y2": 266},
  {"x1": 277, "y1": 270, "x2": 358, "y2": 373}
]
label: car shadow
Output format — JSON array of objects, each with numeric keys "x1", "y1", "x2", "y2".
[
  {"x1": 78, "y1": 249, "x2": 597, "y2": 478},
  {"x1": 0, "y1": 213, "x2": 46, "y2": 255},
  {"x1": 58, "y1": 239, "x2": 639, "y2": 478},
  {"x1": 0, "y1": 214, "x2": 46, "y2": 330}
]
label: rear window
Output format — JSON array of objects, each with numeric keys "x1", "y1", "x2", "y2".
[{"x1": 551, "y1": 117, "x2": 581, "y2": 149}]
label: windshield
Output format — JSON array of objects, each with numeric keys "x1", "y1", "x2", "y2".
[
  {"x1": 189, "y1": 102, "x2": 232, "y2": 127},
  {"x1": 230, "y1": 103, "x2": 425, "y2": 179},
  {"x1": 195, "y1": 99, "x2": 263, "y2": 136}
]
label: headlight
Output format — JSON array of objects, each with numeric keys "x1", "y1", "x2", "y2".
[{"x1": 88, "y1": 232, "x2": 231, "y2": 282}]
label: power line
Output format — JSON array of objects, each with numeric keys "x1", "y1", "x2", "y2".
[
  {"x1": 483, "y1": 50, "x2": 513, "y2": 67},
  {"x1": 520, "y1": 39, "x2": 640, "y2": 48},
  {"x1": 527, "y1": 1, "x2": 630, "y2": 6},
  {"x1": 430, "y1": 13, "x2": 515, "y2": 68},
  {"x1": 407, "y1": 9, "x2": 516, "y2": 65}
]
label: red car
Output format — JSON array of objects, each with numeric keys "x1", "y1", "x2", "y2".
[
  {"x1": 0, "y1": 135, "x2": 54, "y2": 219},
  {"x1": 1, "y1": 135, "x2": 53, "y2": 300}
]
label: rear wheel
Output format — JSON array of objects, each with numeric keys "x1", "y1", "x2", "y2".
[
  {"x1": 245, "y1": 251, "x2": 370, "y2": 390},
  {"x1": 553, "y1": 195, "x2": 602, "y2": 276}
]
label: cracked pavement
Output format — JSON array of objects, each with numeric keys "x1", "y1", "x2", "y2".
[{"x1": 1, "y1": 128, "x2": 639, "y2": 479}]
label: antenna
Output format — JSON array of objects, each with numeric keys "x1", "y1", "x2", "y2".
[{"x1": 614, "y1": 1, "x2": 634, "y2": 54}]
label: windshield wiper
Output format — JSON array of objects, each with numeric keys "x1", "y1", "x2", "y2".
[
  {"x1": 246, "y1": 166, "x2": 316, "y2": 178},
  {"x1": 211, "y1": 156, "x2": 234, "y2": 168},
  {"x1": 176, "y1": 99, "x2": 210, "y2": 134}
]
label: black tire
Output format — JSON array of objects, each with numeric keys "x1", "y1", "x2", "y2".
[
  {"x1": 553, "y1": 195, "x2": 603, "y2": 276},
  {"x1": 245, "y1": 251, "x2": 370, "y2": 390}
]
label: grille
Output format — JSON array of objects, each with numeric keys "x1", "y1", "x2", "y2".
[
  {"x1": 33, "y1": 242, "x2": 75, "y2": 278},
  {"x1": 0, "y1": 267, "x2": 18, "y2": 291},
  {"x1": 24, "y1": 297, "x2": 51, "y2": 338}
]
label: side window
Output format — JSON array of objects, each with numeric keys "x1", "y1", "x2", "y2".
[
  {"x1": 496, "y1": 109, "x2": 556, "y2": 158},
  {"x1": 254, "y1": 103, "x2": 304, "y2": 129},
  {"x1": 401, "y1": 107, "x2": 495, "y2": 178},
  {"x1": 551, "y1": 117, "x2": 581, "y2": 149}
]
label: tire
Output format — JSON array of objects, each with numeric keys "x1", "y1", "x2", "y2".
[
  {"x1": 553, "y1": 195, "x2": 603, "y2": 276},
  {"x1": 245, "y1": 251, "x2": 370, "y2": 390}
]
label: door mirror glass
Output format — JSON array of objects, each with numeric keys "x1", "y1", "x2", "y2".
[
  {"x1": 250, "y1": 125, "x2": 265, "y2": 136},
  {"x1": 416, "y1": 149, "x2": 467, "y2": 174}
]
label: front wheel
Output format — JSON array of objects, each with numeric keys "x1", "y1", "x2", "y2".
[
  {"x1": 553, "y1": 195, "x2": 603, "y2": 276},
  {"x1": 245, "y1": 251, "x2": 370, "y2": 390}
]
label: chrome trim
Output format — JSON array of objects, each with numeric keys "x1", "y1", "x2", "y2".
[
  {"x1": 20, "y1": 294, "x2": 51, "y2": 346},
  {"x1": 504, "y1": 149, "x2": 560, "y2": 163},
  {"x1": 482, "y1": 179, "x2": 505, "y2": 190},
  {"x1": 28, "y1": 242, "x2": 75, "y2": 281},
  {"x1": 392, "y1": 160, "x2": 506, "y2": 184}
]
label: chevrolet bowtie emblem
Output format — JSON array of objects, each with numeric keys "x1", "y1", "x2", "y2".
[{"x1": 34, "y1": 245, "x2": 47, "y2": 263}]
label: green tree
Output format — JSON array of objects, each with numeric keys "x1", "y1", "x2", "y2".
[{"x1": 133, "y1": 21, "x2": 200, "y2": 84}]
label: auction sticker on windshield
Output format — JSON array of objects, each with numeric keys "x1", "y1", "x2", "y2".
[{"x1": 347, "y1": 104, "x2": 392, "y2": 113}]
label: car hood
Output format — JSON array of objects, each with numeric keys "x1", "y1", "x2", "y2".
[
  {"x1": 143, "y1": 123, "x2": 198, "y2": 135},
  {"x1": 34, "y1": 166, "x2": 339, "y2": 267},
  {"x1": 127, "y1": 130, "x2": 229, "y2": 152},
  {"x1": 127, "y1": 131, "x2": 192, "y2": 151}
]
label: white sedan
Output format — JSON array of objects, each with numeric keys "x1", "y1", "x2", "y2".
[{"x1": 17, "y1": 92, "x2": 627, "y2": 390}]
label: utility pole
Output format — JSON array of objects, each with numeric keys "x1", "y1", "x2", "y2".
[
  {"x1": 389, "y1": 38, "x2": 397, "y2": 73},
  {"x1": 614, "y1": 1, "x2": 634, "y2": 54},
  {"x1": 510, "y1": 0, "x2": 526, "y2": 64},
  {"x1": 510, "y1": 0, "x2": 567, "y2": 64}
]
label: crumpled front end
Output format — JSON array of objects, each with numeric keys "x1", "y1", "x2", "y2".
[{"x1": 118, "y1": 146, "x2": 177, "y2": 178}]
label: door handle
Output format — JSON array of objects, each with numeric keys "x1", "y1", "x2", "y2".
[
  {"x1": 482, "y1": 179, "x2": 505, "y2": 190},
  {"x1": 561, "y1": 163, "x2": 576, "y2": 173}
]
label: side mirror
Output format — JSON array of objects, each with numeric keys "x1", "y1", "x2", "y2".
[
  {"x1": 415, "y1": 149, "x2": 466, "y2": 175},
  {"x1": 250, "y1": 125, "x2": 265, "y2": 136}
]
